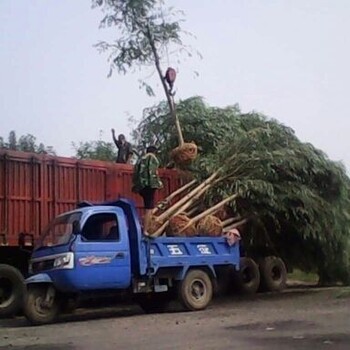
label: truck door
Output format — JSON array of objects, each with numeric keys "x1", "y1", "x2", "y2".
[{"x1": 74, "y1": 211, "x2": 131, "y2": 290}]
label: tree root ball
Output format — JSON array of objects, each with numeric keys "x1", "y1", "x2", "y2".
[
  {"x1": 171, "y1": 142, "x2": 198, "y2": 166},
  {"x1": 215, "y1": 205, "x2": 232, "y2": 221},
  {"x1": 167, "y1": 213, "x2": 197, "y2": 237},
  {"x1": 148, "y1": 216, "x2": 164, "y2": 235},
  {"x1": 197, "y1": 215, "x2": 223, "y2": 237}
]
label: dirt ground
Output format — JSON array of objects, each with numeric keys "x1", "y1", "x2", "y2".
[{"x1": 0, "y1": 286, "x2": 349, "y2": 350}]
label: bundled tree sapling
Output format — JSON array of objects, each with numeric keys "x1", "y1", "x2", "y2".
[{"x1": 132, "y1": 97, "x2": 350, "y2": 285}]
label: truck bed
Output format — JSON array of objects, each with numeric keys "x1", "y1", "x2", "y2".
[
  {"x1": 105, "y1": 199, "x2": 240, "y2": 279},
  {"x1": 144, "y1": 236, "x2": 240, "y2": 277}
]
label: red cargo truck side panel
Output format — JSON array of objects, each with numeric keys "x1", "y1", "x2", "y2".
[{"x1": 0, "y1": 150, "x2": 180, "y2": 246}]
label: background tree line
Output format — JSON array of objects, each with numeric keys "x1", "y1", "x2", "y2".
[{"x1": 0, "y1": 130, "x2": 56, "y2": 155}]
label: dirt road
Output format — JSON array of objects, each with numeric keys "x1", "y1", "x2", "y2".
[{"x1": 0, "y1": 287, "x2": 349, "y2": 350}]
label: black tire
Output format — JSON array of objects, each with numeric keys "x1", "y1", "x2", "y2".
[
  {"x1": 233, "y1": 257, "x2": 260, "y2": 295},
  {"x1": 178, "y1": 269, "x2": 213, "y2": 311},
  {"x1": 259, "y1": 256, "x2": 287, "y2": 292},
  {"x1": 136, "y1": 293, "x2": 171, "y2": 314},
  {"x1": 0, "y1": 264, "x2": 26, "y2": 318},
  {"x1": 24, "y1": 285, "x2": 60, "y2": 325}
]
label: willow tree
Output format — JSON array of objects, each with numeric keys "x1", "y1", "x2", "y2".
[{"x1": 131, "y1": 97, "x2": 350, "y2": 285}]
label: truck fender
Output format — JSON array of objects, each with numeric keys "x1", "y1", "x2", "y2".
[
  {"x1": 25, "y1": 273, "x2": 53, "y2": 285},
  {"x1": 177, "y1": 265, "x2": 217, "y2": 281}
]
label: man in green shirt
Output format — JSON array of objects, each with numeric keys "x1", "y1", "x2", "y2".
[{"x1": 132, "y1": 146, "x2": 163, "y2": 234}]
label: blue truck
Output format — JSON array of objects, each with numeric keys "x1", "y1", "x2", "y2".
[{"x1": 23, "y1": 198, "x2": 240, "y2": 325}]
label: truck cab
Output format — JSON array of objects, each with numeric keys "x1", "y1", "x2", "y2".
[
  {"x1": 24, "y1": 198, "x2": 240, "y2": 325},
  {"x1": 29, "y1": 203, "x2": 133, "y2": 292}
]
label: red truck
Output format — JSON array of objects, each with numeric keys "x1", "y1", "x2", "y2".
[{"x1": 0, "y1": 149, "x2": 180, "y2": 317}]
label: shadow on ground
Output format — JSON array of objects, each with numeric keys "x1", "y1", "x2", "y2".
[{"x1": 0, "y1": 286, "x2": 335, "y2": 328}]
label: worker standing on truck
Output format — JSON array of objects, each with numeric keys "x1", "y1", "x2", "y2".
[
  {"x1": 132, "y1": 146, "x2": 163, "y2": 234},
  {"x1": 111, "y1": 129, "x2": 133, "y2": 164}
]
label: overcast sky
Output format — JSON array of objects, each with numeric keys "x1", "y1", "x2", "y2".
[{"x1": 1, "y1": 1, "x2": 349, "y2": 170}]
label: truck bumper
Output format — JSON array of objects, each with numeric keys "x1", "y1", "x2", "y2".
[{"x1": 25, "y1": 273, "x2": 53, "y2": 285}]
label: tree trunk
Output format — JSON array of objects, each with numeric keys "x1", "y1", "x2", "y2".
[
  {"x1": 157, "y1": 171, "x2": 219, "y2": 222},
  {"x1": 146, "y1": 25, "x2": 184, "y2": 146}
]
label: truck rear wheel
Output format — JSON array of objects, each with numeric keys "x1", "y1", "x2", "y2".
[
  {"x1": 259, "y1": 256, "x2": 287, "y2": 292},
  {"x1": 0, "y1": 264, "x2": 26, "y2": 318},
  {"x1": 233, "y1": 257, "x2": 260, "y2": 295},
  {"x1": 178, "y1": 269, "x2": 213, "y2": 311},
  {"x1": 24, "y1": 285, "x2": 60, "y2": 325}
]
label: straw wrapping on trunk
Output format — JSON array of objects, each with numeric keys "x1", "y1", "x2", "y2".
[
  {"x1": 171, "y1": 142, "x2": 198, "y2": 166},
  {"x1": 148, "y1": 216, "x2": 165, "y2": 235},
  {"x1": 167, "y1": 213, "x2": 197, "y2": 237},
  {"x1": 197, "y1": 215, "x2": 223, "y2": 237}
]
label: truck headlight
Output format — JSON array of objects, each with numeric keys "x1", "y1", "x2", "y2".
[{"x1": 53, "y1": 253, "x2": 74, "y2": 269}]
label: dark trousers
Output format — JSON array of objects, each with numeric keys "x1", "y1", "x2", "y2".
[{"x1": 139, "y1": 187, "x2": 157, "y2": 209}]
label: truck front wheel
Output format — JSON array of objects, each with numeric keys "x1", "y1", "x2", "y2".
[
  {"x1": 0, "y1": 264, "x2": 25, "y2": 318},
  {"x1": 178, "y1": 269, "x2": 213, "y2": 311},
  {"x1": 24, "y1": 285, "x2": 60, "y2": 325}
]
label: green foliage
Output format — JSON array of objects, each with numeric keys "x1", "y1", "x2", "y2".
[
  {"x1": 72, "y1": 140, "x2": 117, "y2": 161},
  {"x1": 288, "y1": 269, "x2": 318, "y2": 283},
  {"x1": 8, "y1": 130, "x2": 17, "y2": 150},
  {"x1": 0, "y1": 130, "x2": 56, "y2": 155},
  {"x1": 335, "y1": 287, "x2": 350, "y2": 299},
  {"x1": 203, "y1": 125, "x2": 350, "y2": 285},
  {"x1": 131, "y1": 96, "x2": 241, "y2": 165},
  {"x1": 131, "y1": 97, "x2": 350, "y2": 285}
]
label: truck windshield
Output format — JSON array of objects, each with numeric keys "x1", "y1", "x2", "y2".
[{"x1": 37, "y1": 212, "x2": 82, "y2": 248}]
